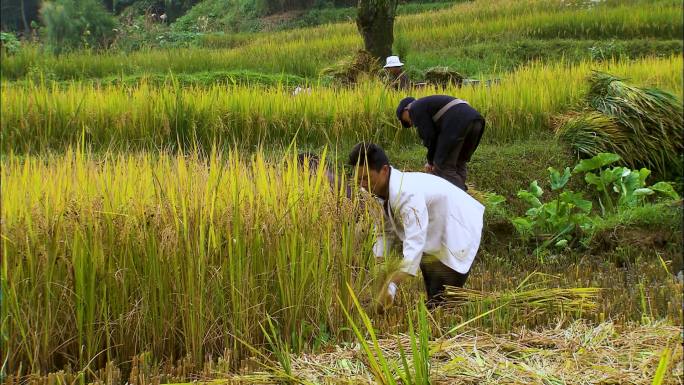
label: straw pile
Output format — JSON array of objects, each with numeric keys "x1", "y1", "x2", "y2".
[
  {"x1": 320, "y1": 50, "x2": 381, "y2": 85},
  {"x1": 218, "y1": 321, "x2": 682, "y2": 384},
  {"x1": 555, "y1": 72, "x2": 683, "y2": 179},
  {"x1": 6, "y1": 321, "x2": 681, "y2": 385}
]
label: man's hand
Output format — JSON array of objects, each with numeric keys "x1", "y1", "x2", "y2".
[
  {"x1": 424, "y1": 163, "x2": 434, "y2": 173},
  {"x1": 375, "y1": 271, "x2": 411, "y2": 312},
  {"x1": 376, "y1": 282, "x2": 397, "y2": 312}
]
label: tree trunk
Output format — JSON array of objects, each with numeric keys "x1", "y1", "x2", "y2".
[
  {"x1": 20, "y1": 0, "x2": 30, "y2": 34},
  {"x1": 356, "y1": 0, "x2": 398, "y2": 61}
]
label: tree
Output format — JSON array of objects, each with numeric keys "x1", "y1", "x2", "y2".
[
  {"x1": 1, "y1": 0, "x2": 41, "y2": 33},
  {"x1": 356, "y1": 0, "x2": 398, "y2": 61},
  {"x1": 164, "y1": 0, "x2": 199, "y2": 22},
  {"x1": 40, "y1": 0, "x2": 117, "y2": 53}
]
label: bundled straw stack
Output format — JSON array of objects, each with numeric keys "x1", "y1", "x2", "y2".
[
  {"x1": 555, "y1": 72, "x2": 683, "y2": 179},
  {"x1": 442, "y1": 272, "x2": 601, "y2": 316}
]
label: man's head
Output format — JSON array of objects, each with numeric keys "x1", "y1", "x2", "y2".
[
  {"x1": 396, "y1": 97, "x2": 415, "y2": 128},
  {"x1": 384, "y1": 56, "x2": 404, "y2": 76},
  {"x1": 348, "y1": 142, "x2": 391, "y2": 198},
  {"x1": 297, "y1": 152, "x2": 320, "y2": 170}
]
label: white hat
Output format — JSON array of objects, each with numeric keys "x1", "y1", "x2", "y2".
[{"x1": 384, "y1": 56, "x2": 404, "y2": 68}]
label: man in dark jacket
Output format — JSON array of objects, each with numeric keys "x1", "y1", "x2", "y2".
[{"x1": 396, "y1": 95, "x2": 485, "y2": 191}]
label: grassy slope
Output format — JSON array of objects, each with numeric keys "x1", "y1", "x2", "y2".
[{"x1": 1, "y1": 0, "x2": 681, "y2": 80}]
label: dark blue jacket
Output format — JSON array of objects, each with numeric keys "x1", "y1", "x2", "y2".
[{"x1": 408, "y1": 95, "x2": 484, "y2": 166}]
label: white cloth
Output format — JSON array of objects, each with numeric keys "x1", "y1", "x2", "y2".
[
  {"x1": 387, "y1": 282, "x2": 398, "y2": 299},
  {"x1": 372, "y1": 168, "x2": 484, "y2": 276},
  {"x1": 384, "y1": 55, "x2": 404, "y2": 68}
]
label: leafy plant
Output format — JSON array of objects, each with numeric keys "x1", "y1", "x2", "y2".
[
  {"x1": 573, "y1": 153, "x2": 680, "y2": 215},
  {"x1": 512, "y1": 170, "x2": 593, "y2": 250},
  {"x1": 0, "y1": 32, "x2": 21, "y2": 55},
  {"x1": 40, "y1": 0, "x2": 117, "y2": 53},
  {"x1": 513, "y1": 152, "x2": 681, "y2": 251},
  {"x1": 260, "y1": 315, "x2": 294, "y2": 382},
  {"x1": 397, "y1": 301, "x2": 430, "y2": 385},
  {"x1": 340, "y1": 284, "x2": 432, "y2": 385}
]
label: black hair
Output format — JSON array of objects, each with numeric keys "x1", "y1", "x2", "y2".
[
  {"x1": 297, "y1": 152, "x2": 321, "y2": 168},
  {"x1": 347, "y1": 142, "x2": 390, "y2": 172},
  {"x1": 396, "y1": 97, "x2": 415, "y2": 128}
]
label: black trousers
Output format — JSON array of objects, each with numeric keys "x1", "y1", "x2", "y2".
[
  {"x1": 419, "y1": 258, "x2": 470, "y2": 305},
  {"x1": 433, "y1": 119, "x2": 484, "y2": 191}
]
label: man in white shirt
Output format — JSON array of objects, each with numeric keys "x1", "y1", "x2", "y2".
[{"x1": 348, "y1": 142, "x2": 485, "y2": 309}]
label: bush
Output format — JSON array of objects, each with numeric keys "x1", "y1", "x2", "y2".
[
  {"x1": 0, "y1": 32, "x2": 21, "y2": 55},
  {"x1": 40, "y1": 0, "x2": 117, "y2": 53}
]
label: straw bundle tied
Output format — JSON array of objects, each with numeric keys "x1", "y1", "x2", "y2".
[
  {"x1": 442, "y1": 272, "x2": 601, "y2": 316},
  {"x1": 556, "y1": 72, "x2": 683, "y2": 178}
]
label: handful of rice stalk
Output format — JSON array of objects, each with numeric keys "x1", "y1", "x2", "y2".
[{"x1": 442, "y1": 272, "x2": 600, "y2": 314}]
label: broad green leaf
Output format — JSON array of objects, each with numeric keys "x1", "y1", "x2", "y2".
[
  {"x1": 584, "y1": 172, "x2": 602, "y2": 187},
  {"x1": 525, "y1": 207, "x2": 541, "y2": 218},
  {"x1": 650, "y1": 182, "x2": 681, "y2": 200},
  {"x1": 485, "y1": 193, "x2": 506, "y2": 207},
  {"x1": 560, "y1": 191, "x2": 593, "y2": 213},
  {"x1": 549, "y1": 166, "x2": 571, "y2": 190},
  {"x1": 511, "y1": 217, "x2": 533, "y2": 237},
  {"x1": 638, "y1": 168, "x2": 651, "y2": 185},
  {"x1": 621, "y1": 169, "x2": 646, "y2": 195},
  {"x1": 518, "y1": 190, "x2": 542, "y2": 208},
  {"x1": 572, "y1": 153, "x2": 622, "y2": 173},
  {"x1": 620, "y1": 168, "x2": 631, "y2": 178},
  {"x1": 555, "y1": 239, "x2": 568, "y2": 248},
  {"x1": 632, "y1": 188, "x2": 654, "y2": 197},
  {"x1": 529, "y1": 180, "x2": 543, "y2": 198}
]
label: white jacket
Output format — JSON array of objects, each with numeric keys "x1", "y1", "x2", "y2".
[{"x1": 373, "y1": 167, "x2": 484, "y2": 275}]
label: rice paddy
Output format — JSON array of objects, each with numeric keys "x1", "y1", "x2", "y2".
[
  {"x1": 1, "y1": 0, "x2": 682, "y2": 384},
  {"x1": 2, "y1": 56, "x2": 682, "y2": 152}
]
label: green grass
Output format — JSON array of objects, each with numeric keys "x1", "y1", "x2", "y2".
[
  {"x1": 1, "y1": 0, "x2": 681, "y2": 80},
  {"x1": 11, "y1": 70, "x2": 309, "y2": 89},
  {"x1": 173, "y1": 0, "x2": 464, "y2": 34},
  {"x1": 406, "y1": 38, "x2": 683, "y2": 78}
]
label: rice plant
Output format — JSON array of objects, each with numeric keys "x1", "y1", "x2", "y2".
[
  {"x1": 1, "y1": 147, "x2": 376, "y2": 377},
  {"x1": 0, "y1": 0, "x2": 680, "y2": 81},
  {"x1": 2, "y1": 56, "x2": 681, "y2": 153}
]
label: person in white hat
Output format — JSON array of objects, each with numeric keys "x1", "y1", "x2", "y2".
[{"x1": 384, "y1": 55, "x2": 410, "y2": 91}]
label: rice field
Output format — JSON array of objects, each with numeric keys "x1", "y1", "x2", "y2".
[
  {"x1": 2, "y1": 148, "x2": 682, "y2": 382},
  {"x1": 1, "y1": 0, "x2": 683, "y2": 383},
  {"x1": 0, "y1": 0, "x2": 681, "y2": 80},
  {"x1": 2, "y1": 56, "x2": 682, "y2": 152}
]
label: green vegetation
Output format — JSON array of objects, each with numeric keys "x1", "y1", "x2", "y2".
[
  {"x1": 39, "y1": 0, "x2": 118, "y2": 53},
  {"x1": 512, "y1": 153, "x2": 680, "y2": 251},
  {"x1": 2, "y1": 56, "x2": 681, "y2": 153},
  {"x1": 2, "y1": 0, "x2": 682, "y2": 80},
  {"x1": 1, "y1": 0, "x2": 682, "y2": 383},
  {"x1": 0, "y1": 32, "x2": 21, "y2": 54}
]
